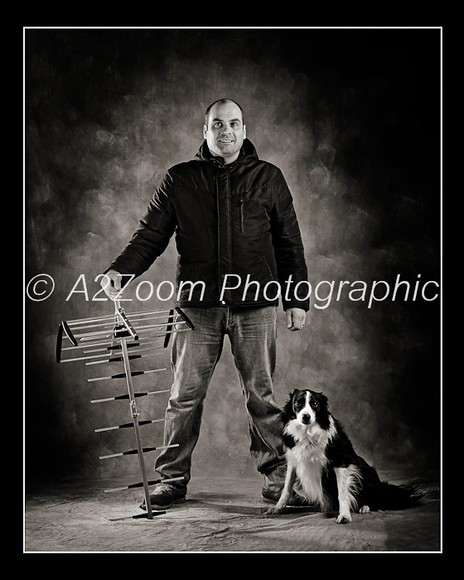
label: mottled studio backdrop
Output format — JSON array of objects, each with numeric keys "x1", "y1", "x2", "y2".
[{"x1": 25, "y1": 28, "x2": 441, "y2": 484}]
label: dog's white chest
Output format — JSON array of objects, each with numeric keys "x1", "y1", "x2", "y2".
[
  {"x1": 285, "y1": 420, "x2": 332, "y2": 451},
  {"x1": 297, "y1": 438, "x2": 327, "y2": 465},
  {"x1": 287, "y1": 423, "x2": 329, "y2": 467},
  {"x1": 283, "y1": 420, "x2": 332, "y2": 507}
]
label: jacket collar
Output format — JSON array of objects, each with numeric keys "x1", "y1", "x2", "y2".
[{"x1": 195, "y1": 138, "x2": 259, "y2": 167}]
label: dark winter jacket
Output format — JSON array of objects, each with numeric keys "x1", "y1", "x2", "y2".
[{"x1": 107, "y1": 139, "x2": 309, "y2": 311}]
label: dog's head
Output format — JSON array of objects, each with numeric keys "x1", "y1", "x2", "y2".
[{"x1": 283, "y1": 389, "x2": 331, "y2": 430}]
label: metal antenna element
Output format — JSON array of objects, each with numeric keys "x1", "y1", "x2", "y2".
[{"x1": 56, "y1": 300, "x2": 194, "y2": 519}]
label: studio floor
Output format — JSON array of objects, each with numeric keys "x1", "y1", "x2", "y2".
[{"x1": 24, "y1": 468, "x2": 441, "y2": 553}]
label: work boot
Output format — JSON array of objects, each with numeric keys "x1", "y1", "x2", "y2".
[
  {"x1": 140, "y1": 483, "x2": 186, "y2": 510},
  {"x1": 262, "y1": 463, "x2": 286, "y2": 499}
]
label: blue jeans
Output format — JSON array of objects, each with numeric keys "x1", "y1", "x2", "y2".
[{"x1": 154, "y1": 306, "x2": 286, "y2": 491}]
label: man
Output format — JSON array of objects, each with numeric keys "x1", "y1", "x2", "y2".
[{"x1": 101, "y1": 99, "x2": 309, "y2": 509}]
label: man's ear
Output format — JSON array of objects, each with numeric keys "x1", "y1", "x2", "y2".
[
  {"x1": 203, "y1": 124, "x2": 208, "y2": 139},
  {"x1": 243, "y1": 124, "x2": 246, "y2": 138}
]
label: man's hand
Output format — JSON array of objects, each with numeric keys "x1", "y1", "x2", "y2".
[
  {"x1": 100, "y1": 269, "x2": 123, "y2": 301},
  {"x1": 286, "y1": 307, "x2": 307, "y2": 331}
]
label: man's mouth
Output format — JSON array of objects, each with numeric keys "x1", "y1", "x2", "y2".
[{"x1": 218, "y1": 138, "x2": 234, "y2": 144}]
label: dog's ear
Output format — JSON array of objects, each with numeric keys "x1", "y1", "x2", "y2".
[
  {"x1": 316, "y1": 392, "x2": 329, "y2": 409},
  {"x1": 282, "y1": 389, "x2": 298, "y2": 420},
  {"x1": 314, "y1": 392, "x2": 331, "y2": 429}
]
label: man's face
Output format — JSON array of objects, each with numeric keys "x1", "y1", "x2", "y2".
[{"x1": 203, "y1": 101, "x2": 246, "y2": 164}]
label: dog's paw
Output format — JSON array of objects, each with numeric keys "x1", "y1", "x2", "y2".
[
  {"x1": 358, "y1": 505, "x2": 370, "y2": 514},
  {"x1": 336, "y1": 513, "x2": 352, "y2": 524},
  {"x1": 264, "y1": 506, "x2": 284, "y2": 516}
]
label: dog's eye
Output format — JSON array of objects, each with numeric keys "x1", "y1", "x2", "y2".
[{"x1": 311, "y1": 401, "x2": 319, "y2": 409}]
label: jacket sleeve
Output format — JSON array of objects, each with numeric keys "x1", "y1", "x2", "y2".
[
  {"x1": 270, "y1": 170, "x2": 310, "y2": 311},
  {"x1": 106, "y1": 171, "x2": 177, "y2": 280}
]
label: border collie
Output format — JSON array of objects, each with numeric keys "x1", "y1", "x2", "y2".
[{"x1": 266, "y1": 389, "x2": 421, "y2": 523}]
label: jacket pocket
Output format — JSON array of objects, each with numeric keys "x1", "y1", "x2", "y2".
[
  {"x1": 260, "y1": 256, "x2": 275, "y2": 283},
  {"x1": 236, "y1": 196, "x2": 269, "y2": 237}
]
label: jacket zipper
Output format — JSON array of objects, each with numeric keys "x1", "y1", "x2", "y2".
[
  {"x1": 215, "y1": 169, "x2": 222, "y2": 300},
  {"x1": 239, "y1": 199, "x2": 244, "y2": 233},
  {"x1": 216, "y1": 164, "x2": 232, "y2": 304}
]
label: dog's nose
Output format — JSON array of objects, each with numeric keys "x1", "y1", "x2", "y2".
[{"x1": 301, "y1": 414, "x2": 311, "y2": 424}]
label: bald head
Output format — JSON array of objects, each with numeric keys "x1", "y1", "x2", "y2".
[{"x1": 204, "y1": 99, "x2": 244, "y2": 126}]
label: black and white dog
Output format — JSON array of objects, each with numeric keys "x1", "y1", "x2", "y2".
[{"x1": 266, "y1": 389, "x2": 420, "y2": 523}]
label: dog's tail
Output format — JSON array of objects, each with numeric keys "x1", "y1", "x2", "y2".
[{"x1": 369, "y1": 481, "x2": 425, "y2": 511}]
